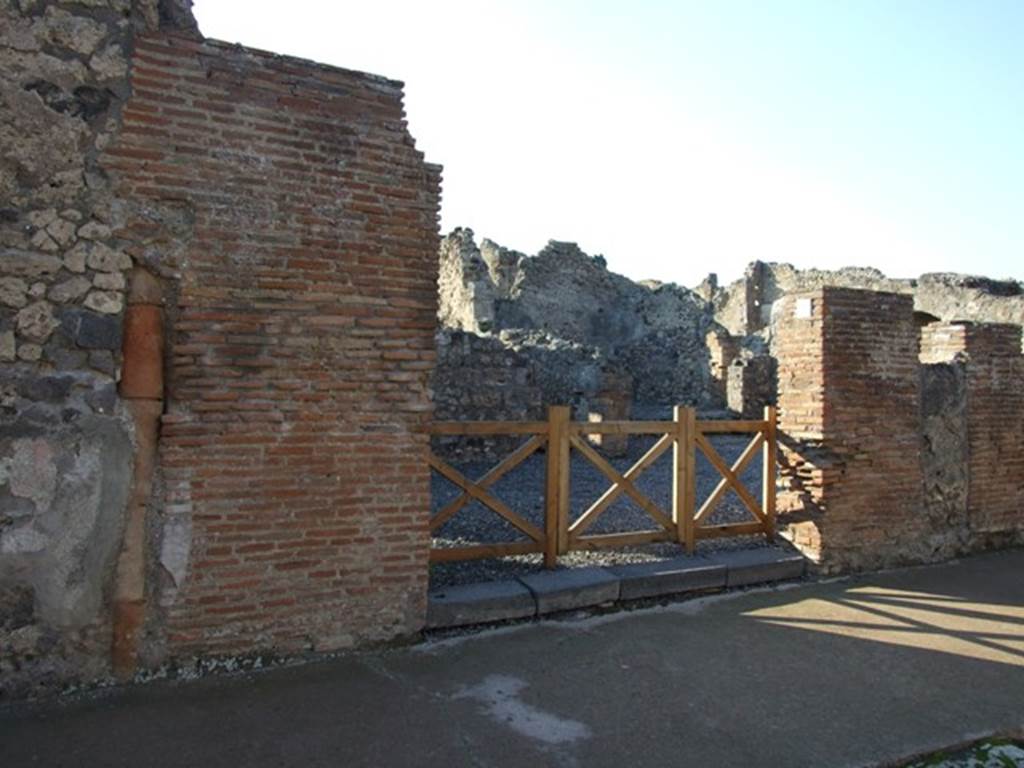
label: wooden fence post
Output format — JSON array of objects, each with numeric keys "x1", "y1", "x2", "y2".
[
  {"x1": 763, "y1": 405, "x2": 777, "y2": 540},
  {"x1": 673, "y1": 406, "x2": 697, "y2": 554},
  {"x1": 545, "y1": 405, "x2": 571, "y2": 567},
  {"x1": 672, "y1": 406, "x2": 685, "y2": 546}
]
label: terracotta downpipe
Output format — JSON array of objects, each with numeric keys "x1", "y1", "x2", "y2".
[{"x1": 111, "y1": 269, "x2": 165, "y2": 680}]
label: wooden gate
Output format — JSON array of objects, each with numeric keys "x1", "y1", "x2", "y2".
[{"x1": 427, "y1": 406, "x2": 777, "y2": 568}]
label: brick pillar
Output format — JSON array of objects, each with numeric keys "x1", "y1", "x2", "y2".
[
  {"x1": 960, "y1": 325, "x2": 1024, "y2": 539},
  {"x1": 775, "y1": 288, "x2": 924, "y2": 572}
]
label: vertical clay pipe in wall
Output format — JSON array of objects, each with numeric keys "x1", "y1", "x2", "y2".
[{"x1": 111, "y1": 269, "x2": 165, "y2": 679}]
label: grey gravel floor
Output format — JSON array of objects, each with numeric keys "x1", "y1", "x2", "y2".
[{"x1": 430, "y1": 431, "x2": 783, "y2": 587}]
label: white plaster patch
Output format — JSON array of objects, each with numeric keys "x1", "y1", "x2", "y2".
[
  {"x1": 454, "y1": 674, "x2": 591, "y2": 746},
  {"x1": 160, "y1": 510, "x2": 192, "y2": 589}
]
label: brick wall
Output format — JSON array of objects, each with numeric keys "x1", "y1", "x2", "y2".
[
  {"x1": 919, "y1": 322, "x2": 1024, "y2": 539},
  {"x1": 776, "y1": 288, "x2": 927, "y2": 571},
  {"x1": 778, "y1": 294, "x2": 1024, "y2": 572},
  {"x1": 103, "y1": 34, "x2": 441, "y2": 659},
  {"x1": 960, "y1": 326, "x2": 1024, "y2": 538}
]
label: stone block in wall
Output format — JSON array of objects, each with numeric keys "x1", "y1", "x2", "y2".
[{"x1": 0, "y1": 400, "x2": 133, "y2": 697}]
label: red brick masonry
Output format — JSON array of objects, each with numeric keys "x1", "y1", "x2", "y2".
[
  {"x1": 775, "y1": 288, "x2": 1024, "y2": 572},
  {"x1": 103, "y1": 34, "x2": 441, "y2": 658}
]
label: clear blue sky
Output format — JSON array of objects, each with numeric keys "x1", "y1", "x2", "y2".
[{"x1": 194, "y1": 1, "x2": 1023, "y2": 287}]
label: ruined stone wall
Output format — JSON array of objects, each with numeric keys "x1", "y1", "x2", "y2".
[
  {"x1": 1, "y1": 2, "x2": 440, "y2": 695},
  {"x1": 727, "y1": 355, "x2": 776, "y2": 419},
  {"x1": 919, "y1": 361, "x2": 969, "y2": 552},
  {"x1": 435, "y1": 230, "x2": 715, "y2": 416},
  {"x1": 705, "y1": 328, "x2": 736, "y2": 405},
  {"x1": 437, "y1": 228, "x2": 496, "y2": 333},
  {"x1": 915, "y1": 275, "x2": 1024, "y2": 330},
  {"x1": 432, "y1": 329, "x2": 633, "y2": 460},
  {"x1": 0, "y1": 0, "x2": 198, "y2": 699}
]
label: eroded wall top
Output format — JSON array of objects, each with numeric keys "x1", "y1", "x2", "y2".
[{"x1": 437, "y1": 228, "x2": 716, "y2": 408}]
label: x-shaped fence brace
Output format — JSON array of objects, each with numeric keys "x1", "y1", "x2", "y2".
[
  {"x1": 427, "y1": 435, "x2": 547, "y2": 544},
  {"x1": 567, "y1": 433, "x2": 675, "y2": 541},
  {"x1": 427, "y1": 407, "x2": 776, "y2": 564},
  {"x1": 693, "y1": 430, "x2": 768, "y2": 527}
]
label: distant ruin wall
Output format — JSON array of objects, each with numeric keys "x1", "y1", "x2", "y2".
[
  {"x1": 435, "y1": 230, "x2": 716, "y2": 420},
  {"x1": 1, "y1": 2, "x2": 441, "y2": 696},
  {"x1": 432, "y1": 329, "x2": 631, "y2": 460},
  {"x1": 714, "y1": 261, "x2": 1024, "y2": 340}
]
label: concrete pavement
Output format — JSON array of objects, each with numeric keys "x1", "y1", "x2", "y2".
[{"x1": 2, "y1": 549, "x2": 1023, "y2": 768}]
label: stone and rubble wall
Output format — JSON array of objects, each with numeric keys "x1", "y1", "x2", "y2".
[
  {"x1": 919, "y1": 360, "x2": 969, "y2": 553},
  {"x1": 726, "y1": 354, "x2": 776, "y2": 419},
  {"x1": 1, "y1": 1, "x2": 440, "y2": 696},
  {"x1": 0, "y1": 0, "x2": 196, "y2": 699},
  {"x1": 434, "y1": 230, "x2": 717, "y2": 428},
  {"x1": 432, "y1": 329, "x2": 632, "y2": 460}
]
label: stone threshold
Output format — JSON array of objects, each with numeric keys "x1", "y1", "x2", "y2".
[{"x1": 426, "y1": 548, "x2": 807, "y2": 630}]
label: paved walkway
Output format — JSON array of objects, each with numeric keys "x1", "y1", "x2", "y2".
[{"x1": 2, "y1": 550, "x2": 1023, "y2": 768}]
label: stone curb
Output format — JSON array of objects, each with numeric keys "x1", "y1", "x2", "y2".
[
  {"x1": 426, "y1": 550, "x2": 806, "y2": 630},
  {"x1": 518, "y1": 566, "x2": 620, "y2": 615},
  {"x1": 425, "y1": 579, "x2": 536, "y2": 629},
  {"x1": 704, "y1": 548, "x2": 807, "y2": 588},
  {"x1": 607, "y1": 556, "x2": 727, "y2": 601}
]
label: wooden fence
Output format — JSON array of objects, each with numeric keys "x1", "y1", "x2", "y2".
[{"x1": 428, "y1": 406, "x2": 777, "y2": 568}]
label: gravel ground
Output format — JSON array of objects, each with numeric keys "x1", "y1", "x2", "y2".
[{"x1": 430, "y1": 431, "x2": 784, "y2": 588}]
